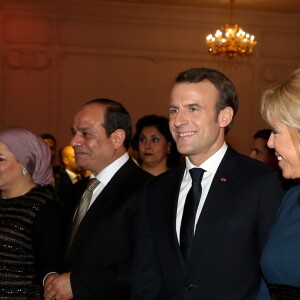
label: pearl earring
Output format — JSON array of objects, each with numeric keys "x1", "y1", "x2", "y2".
[{"x1": 22, "y1": 168, "x2": 28, "y2": 176}]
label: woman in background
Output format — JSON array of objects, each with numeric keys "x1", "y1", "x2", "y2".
[
  {"x1": 132, "y1": 114, "x2": 181, "y2": 176},
  {"x1": 257, "y1": 68, "x2": 300, "y2": 299},
  {"x1": 0, "y1": 127, "x2": 63, "y2": 299}
]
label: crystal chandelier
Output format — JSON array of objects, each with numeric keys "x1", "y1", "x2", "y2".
[{"x1": 205, "y1": 0, "x2": 257, "y2": 58}]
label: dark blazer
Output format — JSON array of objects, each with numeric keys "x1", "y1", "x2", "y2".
[
  {"x1": 64, "y1": 158, "x2": 152, "y2": 300},
  {"x1": 54, "y1": 167, "x2": 74, "y2": 207},
  {"x1": 131, "y1": 147, "x2": 285, "y2": 300}
]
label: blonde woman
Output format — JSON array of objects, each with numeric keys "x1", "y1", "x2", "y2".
[{"x1": 258, "y1": 68, "x2": 300, "y2": 299}]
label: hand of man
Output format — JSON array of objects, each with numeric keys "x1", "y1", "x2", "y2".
[{"x1": 44, "y1": 272, "x2": 73, "y2": 300}]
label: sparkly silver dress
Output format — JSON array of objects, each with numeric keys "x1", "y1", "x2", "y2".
[{"x1": 0, "y1": 185, "x2": 63, "y2": 299}]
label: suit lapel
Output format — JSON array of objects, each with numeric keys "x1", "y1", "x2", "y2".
[
  {"x1": 169, "y1": 166, "x2": 186, "y2": 270},
  {"x1": 79, "y1": 159, "x2": 134, "y2": 226},
  {"x1": 188, "y1": 148, "x2": 237, "y2": 268},
  {"x1": 149, "y1": 164, "x2": 186, "y2": 272}
]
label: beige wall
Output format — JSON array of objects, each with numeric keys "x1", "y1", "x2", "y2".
[{"x1": 0, "y1": 0, "x2": 299, "y2": 158}]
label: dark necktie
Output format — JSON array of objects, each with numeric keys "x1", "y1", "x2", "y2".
[
  {"x1": 67, "y1": 178, "x2": 100, "y2": 252},
  {"x1": 180, "y1": 168, "x2": 205, "y2": 266}
]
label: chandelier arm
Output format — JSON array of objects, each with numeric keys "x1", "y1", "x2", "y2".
[{"x1": 229, "y1": 0, "x2": 235, "y2": 24}]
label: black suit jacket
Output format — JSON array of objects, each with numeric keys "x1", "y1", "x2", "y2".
[
  {"x1": 131, "y1": 147, "x2": 285, "y2": 300},
  {"x1": 64, "y1": 158, "x2": 152, "y2": 300},
  {"x1": 54, "y1": 168, "x2": 74, "y2": 206}
]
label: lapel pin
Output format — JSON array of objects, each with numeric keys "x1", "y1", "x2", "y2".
[{"x1": 220, "y1": 177, "x2": 227, "y2": 182}]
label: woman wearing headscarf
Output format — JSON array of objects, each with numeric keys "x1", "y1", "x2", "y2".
[
  {"x1": 257, "y1": 68, "x2": 300, "y2": 299},
  {"x1": 0, "y1": 127, "x2": 63, "y2": 299}
]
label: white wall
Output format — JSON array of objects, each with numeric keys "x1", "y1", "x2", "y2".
[{"x1": 0, "y1": 0, "x2": 299, "y2": 157}]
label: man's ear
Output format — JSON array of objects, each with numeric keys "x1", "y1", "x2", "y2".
[
  {"x1": 111, "y1": 129, "x2": 126, "y2": 149},
  {"x1": 62, "y1": 157, "x2": 68, "y2": 166},
  {"x1": 219, "y1": 107, "x2": 234, "y2": 128}
]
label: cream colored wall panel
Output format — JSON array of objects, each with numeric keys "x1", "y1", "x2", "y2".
[
  {"x1": 259, "y1": 31, "x2": 300, "y2": 59},
  {"x1": 1, "y1": 67, "x2": 52, "y2": 132},
  {"x1": 58, "y1": 18, "x2": 210, "y2": 55},
  {"x1": 4, "y1": 16, "x2": 51, "y2": 44},
  {"x1": 258, "y1": 63, "x2": 299, "y2": 87},
  {"x1": 219, "y1": 64, "x2": 258, "y2": 154},
  {"x1": 4, "y1": 49, "x2": 51, "y2": 70}
]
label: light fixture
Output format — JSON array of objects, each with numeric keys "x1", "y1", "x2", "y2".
[{"x1": 205, "y1": 0, "x2": 257, "y2": 58}]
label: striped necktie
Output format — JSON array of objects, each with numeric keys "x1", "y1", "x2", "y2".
[{"x1": 67, "y1": 178, "x2": 100, "y2": 252}]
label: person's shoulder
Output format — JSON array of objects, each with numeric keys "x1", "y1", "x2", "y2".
[
  {"x1": 32, "y1": 184, "x2": 56, "y2": 199},
  {"x1": 284, "y1": 185, "x2": 300, "y2": 199},
  {"x1": 229, "y1": 147, "x2": 276, "y2": 173},
  {"x1": 277, "y1": 185, "x2": 300, "y2": 212},
  {"x1": 53, "y1": 165, "x2": 64, "y2": 176},
  {"x1": 125, "y1": 157, "x2": 153, "y2": 181},
  {"x1": 239, "y1": 153, "x2": 273, "y2": 169},
  {"x1": 148, "y1": 163, "x2": 185, "y2": 186},
  {"x1": 72, "y1": 176, "x2": 89, "y2": 190},
  {"x1": 31, "y1": 185, "x2": 63, "y2": 211}
]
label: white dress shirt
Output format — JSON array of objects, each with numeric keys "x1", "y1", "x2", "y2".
[
  {"x1": 176, "y1": 143, "x2": 228, "y2": 242},
  {"x1": 87, "y1": 152, "x2": 129, "y2": 209},
  {"x1": 65, "y1": 168, "x2": 80, "y2": 184}
]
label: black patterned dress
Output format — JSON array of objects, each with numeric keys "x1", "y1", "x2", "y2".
[{"x1": 0, "y1": 185, "x2": 63, "y2": 299}]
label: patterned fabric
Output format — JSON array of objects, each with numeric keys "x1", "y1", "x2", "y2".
[
  {"x1": 67, "y1": 178, "x2": 100, "y2": 252},
  {"x1": 0, "y1": 185, "x2": 53, "y2": 298},
  {"x1": 268, "y1": 284, "x2": 300, "y2": 300}
]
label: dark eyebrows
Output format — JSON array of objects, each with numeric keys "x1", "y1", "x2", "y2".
[{"x1": 186, "y1": 103, "x2": 202, "y2": 108}]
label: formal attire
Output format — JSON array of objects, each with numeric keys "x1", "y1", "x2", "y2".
[
  {"x1": 64, "y1": 154, "x2": 152, "y2": 299},
  {"x1": 54, "y1": 166, "x2": 80, "y2": 207},
  {"x1": 131, "y1": 144, "x2": 285, "y2": 300},
  {"x1": 257, "y1": 185, "x2": 300, "y2": 300},
  {"x1": 0, "y1": 185, "x2": 63, "y2": 299}
]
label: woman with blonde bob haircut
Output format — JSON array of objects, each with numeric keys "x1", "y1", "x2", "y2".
[{"x1": 257, "y1": 68, "x2": 300, "y2": 299}]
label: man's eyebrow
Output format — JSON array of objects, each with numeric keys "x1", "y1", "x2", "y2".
[{"x1": 71, "y1": 126, "x2": 92, "y2": 133}]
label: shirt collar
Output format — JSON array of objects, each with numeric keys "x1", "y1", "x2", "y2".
[
  {"x1": 65, "y1": 168, "x2": 78, "y2": 182},
  {"x1": 90, "y1": 152, "x2": 129, "y2": 186},
  {"x1": 185, "y1": 142, "x2": 228, "y2": 176}
]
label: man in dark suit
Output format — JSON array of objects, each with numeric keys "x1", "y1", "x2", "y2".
[
  {"x1": 131, "y1": 68, "x2": 285, "y2": 300},
  {"x1": 44, "y1": 98, "x2": 152, "y2": 300},
  {"x1": 54, "y1": 145, "x2": 83, "y2": 206}
]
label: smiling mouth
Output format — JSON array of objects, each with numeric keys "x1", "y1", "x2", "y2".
[
  {"x1": 275, "y1": 152, "x2": 283, "y2": 161},
  {"x1": 75, "y1": 151, "x2": 87, "y2": 157},
  {"x1": 177, "y1": 132, "x2": 195, "y2": 137}
]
